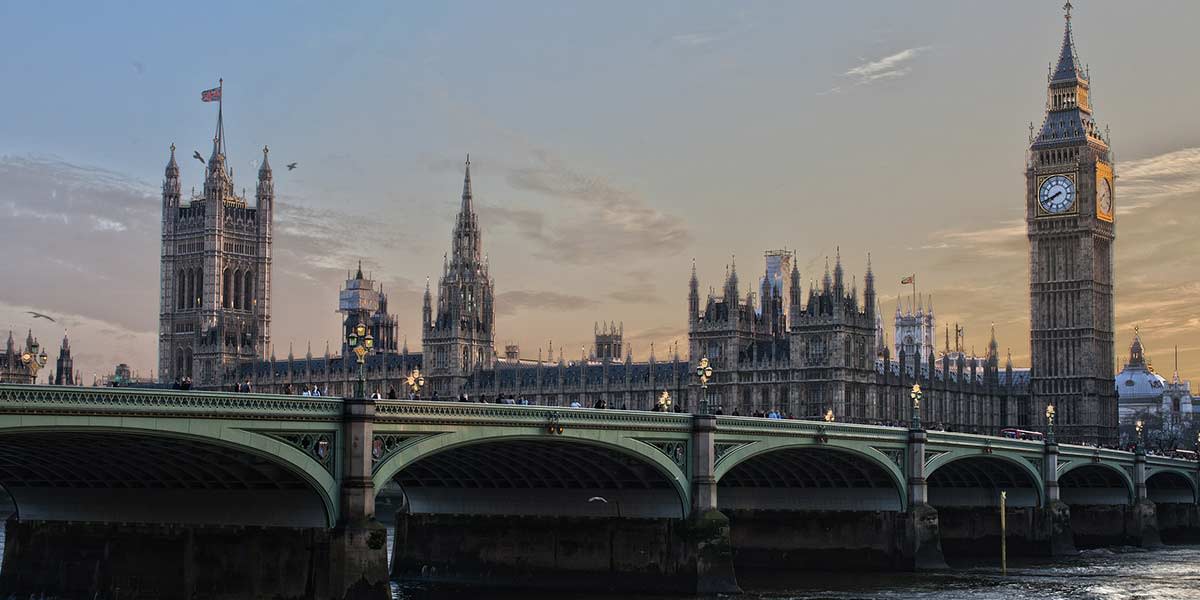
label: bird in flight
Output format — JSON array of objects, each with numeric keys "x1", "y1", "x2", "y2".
[
  {"x1": 26, "y1": 311, "x2": 55, "y2": 322},
  {"x1": 192, "y1": 150, "x2": 205, "y2": 165},
  {"x1": 286, "y1": 162, "x2": 298, "y2": 171}
]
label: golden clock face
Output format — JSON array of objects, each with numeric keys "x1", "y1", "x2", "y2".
[{"x1": 1097, "y1": 177, "x2": 1113, "y2": 221}]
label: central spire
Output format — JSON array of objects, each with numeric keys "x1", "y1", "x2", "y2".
[{"x1": 461, "y1": 154, "x2": 473, "y2": 215}]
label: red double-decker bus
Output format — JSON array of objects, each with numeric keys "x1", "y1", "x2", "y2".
[{"x1": 1000, "y1": 428, "x2": 1045, "y2": 441}]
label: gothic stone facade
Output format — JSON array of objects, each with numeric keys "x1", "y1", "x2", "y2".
[
  {"x1": 158, "y1": 106, "x2": 272, "y2": 387},
  {"x1": 1026, "y1": 10, "x2": 1118, "y2": 444}
]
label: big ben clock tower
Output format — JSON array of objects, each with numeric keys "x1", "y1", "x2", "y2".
[{"x1": 1027, "y1": 2, "x2": 1117, "y2": 444}]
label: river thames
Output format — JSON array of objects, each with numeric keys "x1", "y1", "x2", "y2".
[
  {"x1": 3, "y1": 525, "x2": 1195, "y2": 599},
  {"x1": 388, "y1": 545, "x2": 1199, "y2": 600}
]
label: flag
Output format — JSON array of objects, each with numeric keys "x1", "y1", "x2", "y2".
[
  {"x1": 900, "y1": 275, "x2": 914, "y2": 285},
  {"x1": 201, "y1": 87, "x2": 222, "y2": 102}
]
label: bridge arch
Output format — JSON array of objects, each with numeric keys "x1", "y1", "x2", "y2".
[
  {"x1": 1147, "y1": 468, "x2": 1198, "y2": 505},
  {"x1": 0, "y1": 424, "x2": 339, "y2": 527},
  {"x1": 714, "y1": 440, "x2": 906, "y2": 512},
  {"x1": 372, "y1": 429, "x2": 691, "y2": 518},
  {"x1": 1058, "y1": 461, "x2": 1134, "y2": 506},
  {"x1": 926, "y1": 452, "x2": 1043, "y2": 507}
]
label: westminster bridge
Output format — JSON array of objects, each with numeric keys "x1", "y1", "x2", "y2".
[{"x1": 0, "y1": 384, "x2": 1197, "y2": 598}]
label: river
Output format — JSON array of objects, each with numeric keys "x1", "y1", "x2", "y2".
[
  {"x1": 3, "y1": 525, "x2": 1196, "y2": 599},
  {"x1": 391, "y1": 546, "x2": 1200, "y2": 600}
]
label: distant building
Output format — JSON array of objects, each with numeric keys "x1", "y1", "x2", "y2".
[
  {"x1": 1116, "y1": 330, "x2": 1193, "y2": 425},
  {"x1": 339, "y1": 263, "x2": 399, "y2": 356},
  {"x1": 51, "y1": 333, "x2": 80, "y2": 386},
  {"x1": 1, "y1": 330, "x2": 45, "y2": 384},
  {"x1": 157, "y1": 100, "x2": 272, "y2": 387}
]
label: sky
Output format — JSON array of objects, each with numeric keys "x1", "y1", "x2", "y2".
[{"x1": 1, "y1": 1, "x2": 1199, "y2": 385}]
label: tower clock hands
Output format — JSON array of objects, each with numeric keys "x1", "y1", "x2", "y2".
[{"x1": 1049, "y1": 190, "x2": 1062, "y2": 201}]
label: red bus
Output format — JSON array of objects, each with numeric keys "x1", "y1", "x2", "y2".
[{"x1": 1000, "y1": 428, "x2": 1045, "y2": 441}]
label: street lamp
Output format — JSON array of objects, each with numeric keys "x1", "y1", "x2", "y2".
[
  {"x1": 19, "y1": 340, "x2": 48, "y2": 382},
  {"x1": 824, "y1": 408, "x2": 835, "y2": 423},
  {"x1": 406, "y1": 368, "x2": 426, "y2": 399},
  {"x1": 1045, "y1": 403, "x2": 1056, "y2": 444},
  {"x1": 909, "y1": 383, "x2": 923, "y2": 430},
  {"x1": 1135, "y1": 419, "x2": 1145, "y2": 453},
  {"x1": 346, "y1": 322, "x2": 374, "y2": 399},
  {"x1": 658, "y1": 390, "x2": 672, "y2": 412},
  {"x1": 695, "y1": 357, "x2": 714, "y2": 415}
]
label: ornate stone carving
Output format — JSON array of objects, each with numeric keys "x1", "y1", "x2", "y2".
[{"x1": 259, "y1": 431, "x2": 337, "y2": 474}]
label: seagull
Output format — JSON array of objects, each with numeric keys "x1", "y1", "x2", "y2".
[
  {"x1": 26, "y1": 311, "x2": 55, "y2": 322},
  {"x1": 192, "y1": 150, "x2": 205, "y2": 165},
  {"x1": 286, "y1": 162, "x2": 298, "y2": 171}
]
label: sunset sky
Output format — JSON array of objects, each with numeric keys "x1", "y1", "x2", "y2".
[{"x1": 1, "y1": 1, "x2": 1199, "y2": 384}]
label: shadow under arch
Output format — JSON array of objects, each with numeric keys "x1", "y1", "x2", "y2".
[
  {"x1": 716, "y1": 444, "x2": 905, "y2": 512},
  {"x1": 1147, "y1": 469, "x2": 1197, "y2": 504},
  {"x1": 0, "y1": 427, "x2": 336, "y2": 528},
  {"x1": 926, "y1": 454, "x2": 1043, "y2": 508},
  {"x1": 1058, "y1": 462, "x2": 1134, "y2": 506},
  {"x1": 374, "y1": 433, "x2": 689, "y2": 519}
]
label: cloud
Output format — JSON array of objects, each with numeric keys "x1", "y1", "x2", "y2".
[
  {"x1": 491, "y1": 150, "x2": 691, "y2": 264},
  {"x1": 844, "y1": 47, "x2": 930, "y2": 85},
  {"x1": 1116, "y1": 147, "x2": 1200, "y2": 213},
  {"x1": 495, "y1": 290, "x2": 596, "y2": 317}
]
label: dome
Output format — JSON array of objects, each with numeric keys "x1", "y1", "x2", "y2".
[{"x1": 1116, "y1": 363, "x2": 1167, "y2": 401}]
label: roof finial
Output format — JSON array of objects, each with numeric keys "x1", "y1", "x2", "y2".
[{"x1": 1063, "y1": 0, "x2": 1072, "y2": 21}]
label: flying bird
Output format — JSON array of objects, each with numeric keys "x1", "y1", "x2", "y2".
[
  {"x1": 192, "y1": 150, "x2": 205, "y2": 165},
  {"x1": 26, "y1": 311, "x2": 55, "y2": 323},
  {"x1": 286, "y1": 162, "x2": 298, "y2": 171}
]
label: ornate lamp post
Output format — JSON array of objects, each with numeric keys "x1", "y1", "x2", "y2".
[
  {"x1": 346, "y1": 322, "x2": 373, "y2": 399},
  {"x1": 19, "y1": 340, "x2": 48, "y2": 383},
  {"x1": 824, "y1": 408, "x2": 835, "y2": 423},
  {"x1": 1045, "y1": 403, "x2": 1056, "y2": 444},
  {"x1": 1135, "y1": 419, "x2": 1145, "y2": 453},
  {"x1": 405, "y1": 368, "x2": 426, "y2": 400},
  {"x1": 909, "y1": 383, "x2": 923, "y2": 430},
  {"x1": 695, "y1": 357, "x2": 713, "y2": 415},
  {"x1": 658, "y1": 390, "x2": 672, "y2": 412}
]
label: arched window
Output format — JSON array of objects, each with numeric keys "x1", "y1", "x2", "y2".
[
  {"x1": 185, "y1": 268, "x2": 194, "y2": 310},
  {"x1": 193, "y1": 269, "x2": 203, "y2": 308},
  {"x1": 177, "y1": 270, "x2": 186, "y2": 309},
  {"x1": 175, "y1": 348, "x2": 185, "y2": 378},
  {"x1": 243, "y1": 270, "x2": 254, "y2": 312},
  {"x1": 184, "y1": 347, "x2": 194, "y2": 378},
  {"x1": 233, "y1": 269, "x2": 243, "y2": 310},
  {"x1": 222, "y1": 269, "x2": 232, "y2": 309}
]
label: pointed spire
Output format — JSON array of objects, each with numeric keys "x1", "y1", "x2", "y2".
[
  {"x1": 258, "y1": 145, "x2": 271, "y2": 177},
  {"x1": 460, "y1": 154, "x2": 473, "y2": 214},
  {"x1": 355, "y1": 260, "x2": 364, "y2": 280},
  {"x1": 1052, "y1": 1, "x2": 1084, "y2": 83},
  {"x1": 166, "y1": 143, "x2": 179, "y2": 175}
]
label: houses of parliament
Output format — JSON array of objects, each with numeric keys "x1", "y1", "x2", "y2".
[{"x1": 157, "y1": 6, "x2": 1121, "y2": 444}]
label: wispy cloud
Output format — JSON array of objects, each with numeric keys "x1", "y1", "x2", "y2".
[
  {"x1": 844, "y1": 46, "x2": 930, "y2": 85},
  {"x1": 482, "y1": 150, "x2": 691, "y2": 264},
  {"x1": 1115, "y1": 147, "x2": 1200, "y2": 213},
  {"x1": 495, "y1": 290, "x2": 596, "y2": 317}
]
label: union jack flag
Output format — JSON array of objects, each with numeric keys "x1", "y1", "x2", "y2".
[
  {"x1": 900, "y1": 275, "x2": 914, "y2": 285},
  {"x1": 201, "y1": 87, "x2": 221, "y2": 102}
]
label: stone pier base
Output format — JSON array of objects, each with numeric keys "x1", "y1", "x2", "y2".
[
  {"x1": 1070, "y1": 500, "x2": 1161, "y2": 548},
  {"x1": 0, "y1": 518, "x2": 389, "y2": 599},
  {"x1": 722, "y1": 506, "x2": 945, "y2": 572},
  {"x1": 1154, "y1": 503, "x2": 1200, "y2": 544},
  {"x1": 937, "y1": 503, "x2": 1075, "y2": 560},
  {"x1": 392, "y1": 511, "x2": 739, "y2": 594}
]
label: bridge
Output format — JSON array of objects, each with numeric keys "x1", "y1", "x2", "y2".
[{"x1": 0, "y1": 384, "x2": 1196, "y2": 598}]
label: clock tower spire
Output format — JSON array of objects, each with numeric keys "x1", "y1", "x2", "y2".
[{"x1": 1026, "y1": 2, "x2": 1117, "y2": 444}]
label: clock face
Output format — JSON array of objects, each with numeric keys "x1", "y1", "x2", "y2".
[
  {"x1": 1098, "y1": 178, "x2": 1113, "y2": 216},
  {"x1": 1039, "y1": 175, "x2": 1075, "y2": 214}
]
